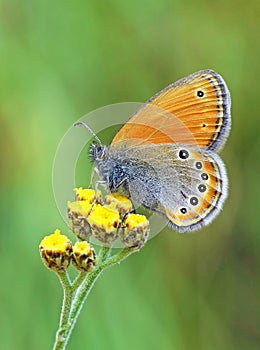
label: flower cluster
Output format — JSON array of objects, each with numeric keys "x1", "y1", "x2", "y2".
[
  {"x1": 39, "y1": 229, "x2": 98, "y2": 273},
  {"x1": 39, "y1": 188, "x2": 149, "y2": 273},
  {"x1": 68, "y1": 188, "x2": 150, "y2": 248}
]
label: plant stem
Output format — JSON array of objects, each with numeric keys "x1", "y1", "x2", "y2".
[
  {"x1": 52, "y1": 247, "x2": 137, "y2": 350},
  {"x1": 72, "y1": 271, "x2": 88, "y2": 291},
  {"x1": 98, "y1": 246, "x2": 111, "y2": 261},
  {"x1": 53, "y1": 272, "x2": 73, "y2": 350}
]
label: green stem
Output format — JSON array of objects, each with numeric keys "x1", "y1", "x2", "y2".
[
  {"x1": 52, "y1": 247, "x2": 137, "y2": 350},
  {"x1": 72, "y1": 271, "x2": 88, "y2": 291},
  {"x1": 68, "y1": 247, "x2": 136, "y2": 331},
  {"x1": 53, "y1": 272, "x2": 73, "y2": 350},
  {"x1": 98, "y1": 246, "x2": 111, "y2": 262}
]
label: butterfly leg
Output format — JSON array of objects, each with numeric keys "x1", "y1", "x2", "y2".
[
  {"x1": 86, "y1": 179, "x2": 108, "y2": 217},
  {"x1": 88, "y1": 168, "x2": 99, "y2": 188},
  {"x1": 114, "y1": 178, "x2": 137, "y2": 215},
  {"x1": 94, "y1": 179, "x2": 106, "y2": 203}
]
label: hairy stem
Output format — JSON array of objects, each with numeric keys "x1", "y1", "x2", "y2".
[
  {"x1": 52, "y1": 247, "x2": 137, "y2": 350},
  {"x1": 53, "y1": 272, "x2": 73, "y2": 350}
]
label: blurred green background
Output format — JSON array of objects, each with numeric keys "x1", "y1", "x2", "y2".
[{"x1": 1, "y1": 0, "x2": 259, "y2": 349}]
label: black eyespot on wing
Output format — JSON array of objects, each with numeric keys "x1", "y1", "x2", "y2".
[
  {"x1": 198, "y1": 184, "x2": 206, "y2": 192},
  {"x1": 179, "y1": 149, "x2": 189, "y2": 159},
  {"x1": 180, "y1": 207, "x2": 187, "y2": 214},
  {"x1": 201, "y1": 173, "x2": 209, "y2": 181},
  {"x1": 197, "y1": 90, "x2": 204, "y2": 97},
  {"x1": 195, "y1": 161, "x2": 202, "y2": 170},
  {"x1": 190, "y1": 196, "x2": 198, "y2": 206}
]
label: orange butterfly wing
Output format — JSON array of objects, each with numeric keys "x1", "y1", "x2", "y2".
[{"x1": 111, "y1": 70, "x2": 231, "y2": 151}]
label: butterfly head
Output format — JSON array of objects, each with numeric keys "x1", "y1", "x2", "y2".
[
  {"x1": 74, "y1": 121, "x2": 108, "y2": 163},
  {"x1": 89, "y1": 141, "x2": 108, "y2": 162}
]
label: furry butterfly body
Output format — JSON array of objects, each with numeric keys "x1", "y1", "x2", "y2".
[{"x1": 89, "y1": 70, "x2": 231, "y2": 233}]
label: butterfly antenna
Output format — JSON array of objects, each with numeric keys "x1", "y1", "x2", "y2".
[{"x1": 74, "y1": 121, "x2": 102, "y2": 145}]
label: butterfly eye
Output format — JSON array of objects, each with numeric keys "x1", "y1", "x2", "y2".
[
  {"x1": 179, "y1": 149, "x2": 189, "y2": 159},
  {"x1": 198, "y1": 184, "x2": 206, "y2": 192},
  {"x1": 195, "y1": 161, "x2": 203, "y2": 169},
  {"x1": 197, "y1": 90, "x2": 204, "y2": 98},
  {"x1": 190, "y1": 196, "x2": 199, "y2": 206},
  {"x1": 201, "y1": 173, "x2": 209, "y2": 181},
  {"x1": 180, "y1": 207, "x2": 187, "y2": 214}
]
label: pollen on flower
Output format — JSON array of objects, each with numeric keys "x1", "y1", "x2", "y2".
[
  {"x1": 74, "y1": 187, "x2": 101, "y2": 203},
  {"x1": 39, "y1": 229, "x2": 72, "y2": 272},
  {"x1": 105, "y1": 193, "x2": 133, "y2": 215},
  {"x1": 67, "y1": 201, "x2": 93, "y2": 240},
  {"x1": 87, "y1": 204, "x2": 120, "y2": 232},
  {"x1": 73, "y1": 241, "x2": 92, "y2": 255},
  {"x1": 124, "y1": 214, "x2": 149, "y2": 229},
  {"x1": 87, "y1": 204, "x2": 120, "y2": 245},
  {"x1": 68, "y1": 200, "x2": 92, "y2": 216},
  {"x1": 121, "y1": 214, "x2": 150, "y2": 249},
  {"x1": 40, "y1": 229, "x2": 71, "y2": 252}
]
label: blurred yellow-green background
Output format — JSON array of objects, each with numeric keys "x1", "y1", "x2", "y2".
[{"x1": 1, "y1": 1, "x2": 259, "y2": 349}]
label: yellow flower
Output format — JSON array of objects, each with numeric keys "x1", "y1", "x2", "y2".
[
  {"x1": 68, "y1": 188, "x2": 103, "y2": 241},
  {"x1": 39, "y1": 229, "x2": 72, "y2": 272},
  {"x1": 87, "y1": 204, "x2": 120, "y2": 245},
  {"x1": 74, "y1": 187, "x2": 101, "y2": 203},
  {"x1": 121, "y1": 214, "x2": 150, "y2": 248},
  {"x1": 72, "y1": 241, "x2": 98, "y2": 272},
  {"x1": 104, "y1": 193, "x2": 133, "y2": 215},
  {"x1": 67, "y1": 187, "x2": 150, "y2": 249},
  {"x1": 67, "y1": 201, "x2": 93, "y2": 240}
]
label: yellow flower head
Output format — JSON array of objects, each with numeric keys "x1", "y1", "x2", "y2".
[
  {"x1": 66, "y1": 187, "x2": 150, "y2": 249},
  {"x1": 74, "y1": 187, "x2": 101, "y2": 203},
  {"x1": 121, "y1": 214, "x2": 150, "y2": 249},
  {"x1": 72, "y1": 241, "x2": 98, "y2": 272},
  {"x1": 87, "y1": 204, "x2": 120, "y2": 245},
  {"x1": 39, "y1": 229, "x2": 72, "y2": 272},
  {"x1": 68, "y1": 200, "x2": 92, "y2": 216},
  {"x1": 104, "y1": 193, "x2": 133, "y2": 215},
  {"x1": 124, "y1": 214, "x2": 149, "y2": 228},
  {"x1": 67, "y1": 201, "x2": 93, "y2": 240}
]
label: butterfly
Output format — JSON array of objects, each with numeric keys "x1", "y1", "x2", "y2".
[{"x1": 82, "y1": 70, "x2": 231, "y2": 233}]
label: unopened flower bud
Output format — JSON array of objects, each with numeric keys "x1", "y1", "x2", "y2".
[
  {"x1": 121, "y1": 214, "x2": 150, "y2": 249},
  {"x1": 39, "y1": 229, "x2": 72, "y2": 272},
  {"x1": 72, "y1": 241, "x2": 98, "y2": 272}
]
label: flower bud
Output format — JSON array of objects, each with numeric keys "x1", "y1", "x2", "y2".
[
  {"x1": 72, "y1": 241, "x2": 98, "y2": 272},
  {"x1": 104, "y1": 193, "x2": 133, "y2": 215},
  {"x1": 74, "y1": 187, "x2": 102, "y2": 203},
  {"x1": 39, "y1": 229, "x2": 72, "y2": 272},
  {"x1": 87, "y1": 204, "x2": 120, "y2": 246},
  {"x1": 121, "y1": 214, "x2": 150, "y2": 249},
  {"x1": 67, "y1": 201, "x2": 92, "y2": 240}
]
